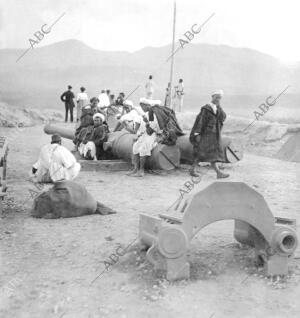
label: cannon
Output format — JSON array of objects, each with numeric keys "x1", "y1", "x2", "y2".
[
  {"x1": 103, "y1": 131, "x2": 180, "y2": 170},
  {"x1": 44, "y1": 124, "x2": 242, "y2": 168},
  {"x1": 44, "y1": 124, "x2": 180, "y2": 171},
  {"x1": 139, "y1": 181, "x2": 298, "y2": 280},
  {"x1": 177, "y1": 135, "x2": 243, "y2": 164},
  {"x1": 44, "y1": 124, "x2": 75, "y2": 140}
]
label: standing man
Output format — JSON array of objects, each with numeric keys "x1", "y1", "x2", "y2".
[
  {"x1": 98, "y1": 89, "x2": 110, "y2": 108},
  {"x1": 173, "y1": 79, "x2": 184, "y2": 112},
  {"x1": 189, "y1": 89, "x2": 229, "y2": 179},
  {"x1": 127, "y1": 98, "x2": 160, "y2": 177},
  {"x1": 145, "y1": 75, "x2": 154, "y2": 99},
  {"x1": 76, "y1": 87, "x2": 89, "y2": 122},
  {"x1": 164, "y1": 82, "x2": 171, "y2": 107},
  {"x1": 61, "y1": 85, "x2": 75, "y2": 123},
  {"x1": 115, "y1": 92, "x2": 125, "y2": 106}
]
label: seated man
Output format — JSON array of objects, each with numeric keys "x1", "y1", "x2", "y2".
[
  {"x1": 32, "y1": 134, "x2": 81, "y2": 183},
  {"x1": 127, "y1": 98, "x2": 160, "y2": 177},
  {"x1": 115, "y1": 92, "x2": 125, "y2": 106},
  {"x1": 114, "y1": 100, "x2": 141, "y2": 133},
  {"x1": 76, "y1": 113, "x2": 109, "y2": 160}
]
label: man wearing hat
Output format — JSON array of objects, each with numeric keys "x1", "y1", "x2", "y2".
[
  {"x1": 60, "y1": 85, "x2": 75, "y2": 123},
  {"x1": 32, "y1": 134, "x2": 81, "y2": 183},
  {"x1": 76, "y1": 86, "x2": 89, "y2": 122},
  {"x1": 189, "y1": 90, "x2": 229, "y2": 179}
]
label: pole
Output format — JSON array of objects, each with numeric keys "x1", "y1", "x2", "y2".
[{"x1": 169, "y1": 1, "x2": 176, "y2": 110}]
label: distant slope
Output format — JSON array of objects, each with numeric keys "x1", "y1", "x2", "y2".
[{"x1": 0, "y1": 39, "x2": 300, "y2": 109}]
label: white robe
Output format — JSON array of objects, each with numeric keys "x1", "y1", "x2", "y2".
[
  {"x1": 33, "y1": 144, "x2": 81, "y2": 182},
  {"x1": 98, "y1": 93, "x2": 110, "y2": 107},
  {"x1": 132, "y1": 113, "x2": 160, "y2": 157},
  {"x1": 78, "y1": 141, "x2": 96, "y2": 160},
  {"x1": 119, "y1": 109, "x2": 141, "y2": 131}
]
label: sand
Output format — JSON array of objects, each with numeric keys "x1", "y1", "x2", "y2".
[{"x1": 0, "y1": 124, "x2": 300, "y2": 318}]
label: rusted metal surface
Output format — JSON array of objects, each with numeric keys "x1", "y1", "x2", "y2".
[
  {"x1": 177, "y1": 135, "x2": 243, "y2": 164},
  {"x1": 104, "y1": 131, "x2": 180, "y2": 171},
  {"x1": 139, "y1": 181, "x2": 298, "y2": 280}
]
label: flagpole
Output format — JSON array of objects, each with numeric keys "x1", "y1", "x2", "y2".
[{"x1": 169, "y1": 0, "x2": 176, "y2": 110}]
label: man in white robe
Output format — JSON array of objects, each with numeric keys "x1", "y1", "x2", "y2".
[
  {"x1": 145, "y1": 75, "x2": 154, "y2": 99},
  {"x1": 76, "y1": 87, "x2": 89, "y2": 122},
  {"x1": 127, "y1": 98, "x2": 160, "y2": 177},
  {"x1": 32, "y1": 134, "x2": 81, "y2": 183},
  {"x1": 114, "y1": 100, "x2": 141, "y2": 133},
  {"x1": 98, "y1": 89, "x2": 110, "y2": 108},
  {"x1": 173, "y1": 78, "x2": 184, "y2": 112}
]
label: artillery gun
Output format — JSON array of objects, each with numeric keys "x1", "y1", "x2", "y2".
[{"x1": 139, "y1": 181, "x2": 298, "y2": 280}]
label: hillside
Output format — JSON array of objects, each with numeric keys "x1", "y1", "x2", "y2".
[{"x1": 0, "y1": 39, "x2": 300, "y2": 110}]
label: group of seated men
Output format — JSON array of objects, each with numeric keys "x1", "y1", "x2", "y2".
[
  {"x1": 73, "y1": 96, "x2": 183, "y2": 176},
  {"x1": 32, "y1": 96, "x2": 183, "y2": 183}
]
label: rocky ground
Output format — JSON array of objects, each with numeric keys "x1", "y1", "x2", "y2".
[{"x1": 0, "y1": 123, "x2": 300, "y2": 318}]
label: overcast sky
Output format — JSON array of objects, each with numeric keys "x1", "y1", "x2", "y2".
[{"x1": 1, "y1": 0, "x2": 300, "y2": 63}]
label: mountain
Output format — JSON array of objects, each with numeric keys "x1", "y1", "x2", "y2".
[{"x1": 0, "y1": 39, "x2": 300, "y2": 111}]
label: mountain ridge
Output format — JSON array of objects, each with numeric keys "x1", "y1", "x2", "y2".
[{"x1": 0, "y1": 39, "x2": 299, "y2": 110}]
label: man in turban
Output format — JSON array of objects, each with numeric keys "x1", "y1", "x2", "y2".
[
  {"x1": 76, "y1": 113, "x2": 109, "y2": 160},
  {"x1": 127, "y1": 98, "x2": 160, "y2": 177},
  {"x1": 189, "y1": 90, "x2": 229, "y2": 179},
  {"x1": 114, "y1": 100, "x2": 141, "y2": 133}
]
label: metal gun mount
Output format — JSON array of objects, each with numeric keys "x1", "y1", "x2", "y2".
[{"x1": 139, "y1": 181, "x2": 298, "y2": 281}]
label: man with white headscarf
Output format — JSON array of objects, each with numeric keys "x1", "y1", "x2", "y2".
[
  {"x1": 127, "y1": 98, "x2": 160, "y2": 177},
  {"x1": 189, "y1": 89, "x2": 229, "y2": 179},
  {"x1": 114, "y1": 100, "x2": 141, "y2": 133},
  {"x1": 76, "y1": 113, "x2": 109, "y2": 160}
]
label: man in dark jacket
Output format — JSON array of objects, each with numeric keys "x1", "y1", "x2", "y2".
[
  {"x1": 115, "y1": 92, "x2": 125, "y2": 106},
  {"x1": 74, "y1": 113, "x2": 109, "y2": 160},
  {"x1": 189, "y1": 90, "x2": 229, "y2": 179},
  {"x1": 60, "y1": 85, "x2": 75, "y2": 122}
]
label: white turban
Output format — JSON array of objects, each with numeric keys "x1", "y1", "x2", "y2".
[
  {"x1": 93, "y1": 113, "x2": 105, "y2": 122},
  {"x1": 150, "y1": 99, "x2": 161, "y2": 106},
  {"x1": 212, "y1": 89, "x2": 224, "y2": 97},
  {"x1": 139, "y1": 97, "x2": 151, "y2": 105},
  {"x1": 123, "y1": 100, "x2": 134, "y2": 108}
]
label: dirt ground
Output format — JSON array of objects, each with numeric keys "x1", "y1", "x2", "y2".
[{"x1": 1, "y1": 124, "x2": 300, "y2": 318}]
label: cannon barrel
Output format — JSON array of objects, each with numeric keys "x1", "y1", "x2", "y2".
[
  {"x1": 44, "y1": 124, "x2": 180, "y2": 170},
  {"x1": 177, "y1": 135, "x2": 243, "y2": 164},
  {"x1": 44, "y1": 124, "x2": 75, "y2": 140},
  {"x1": 104, "y1": 131, "x2": 180, "y2": 170},
  {"x1": 44, "y1": 124, "x2": 242, "y2": 166}
]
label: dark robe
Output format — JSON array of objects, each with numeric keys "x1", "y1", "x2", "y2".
[
  {"x1": 189, "y1": 104, "x2": 226, "y2": 162},
  {"x1": 74, "y1": 123, "x2": 109, "y2": 159},
  {"x1": 148, "y1": 105, "x2": 184, "y2": 136},
  {"x1": 147, "y1": 105, "x2": 184, "y2": 145},
  {"x1": 74, "y1": 108, "x2": 94, "y2": 142}
]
